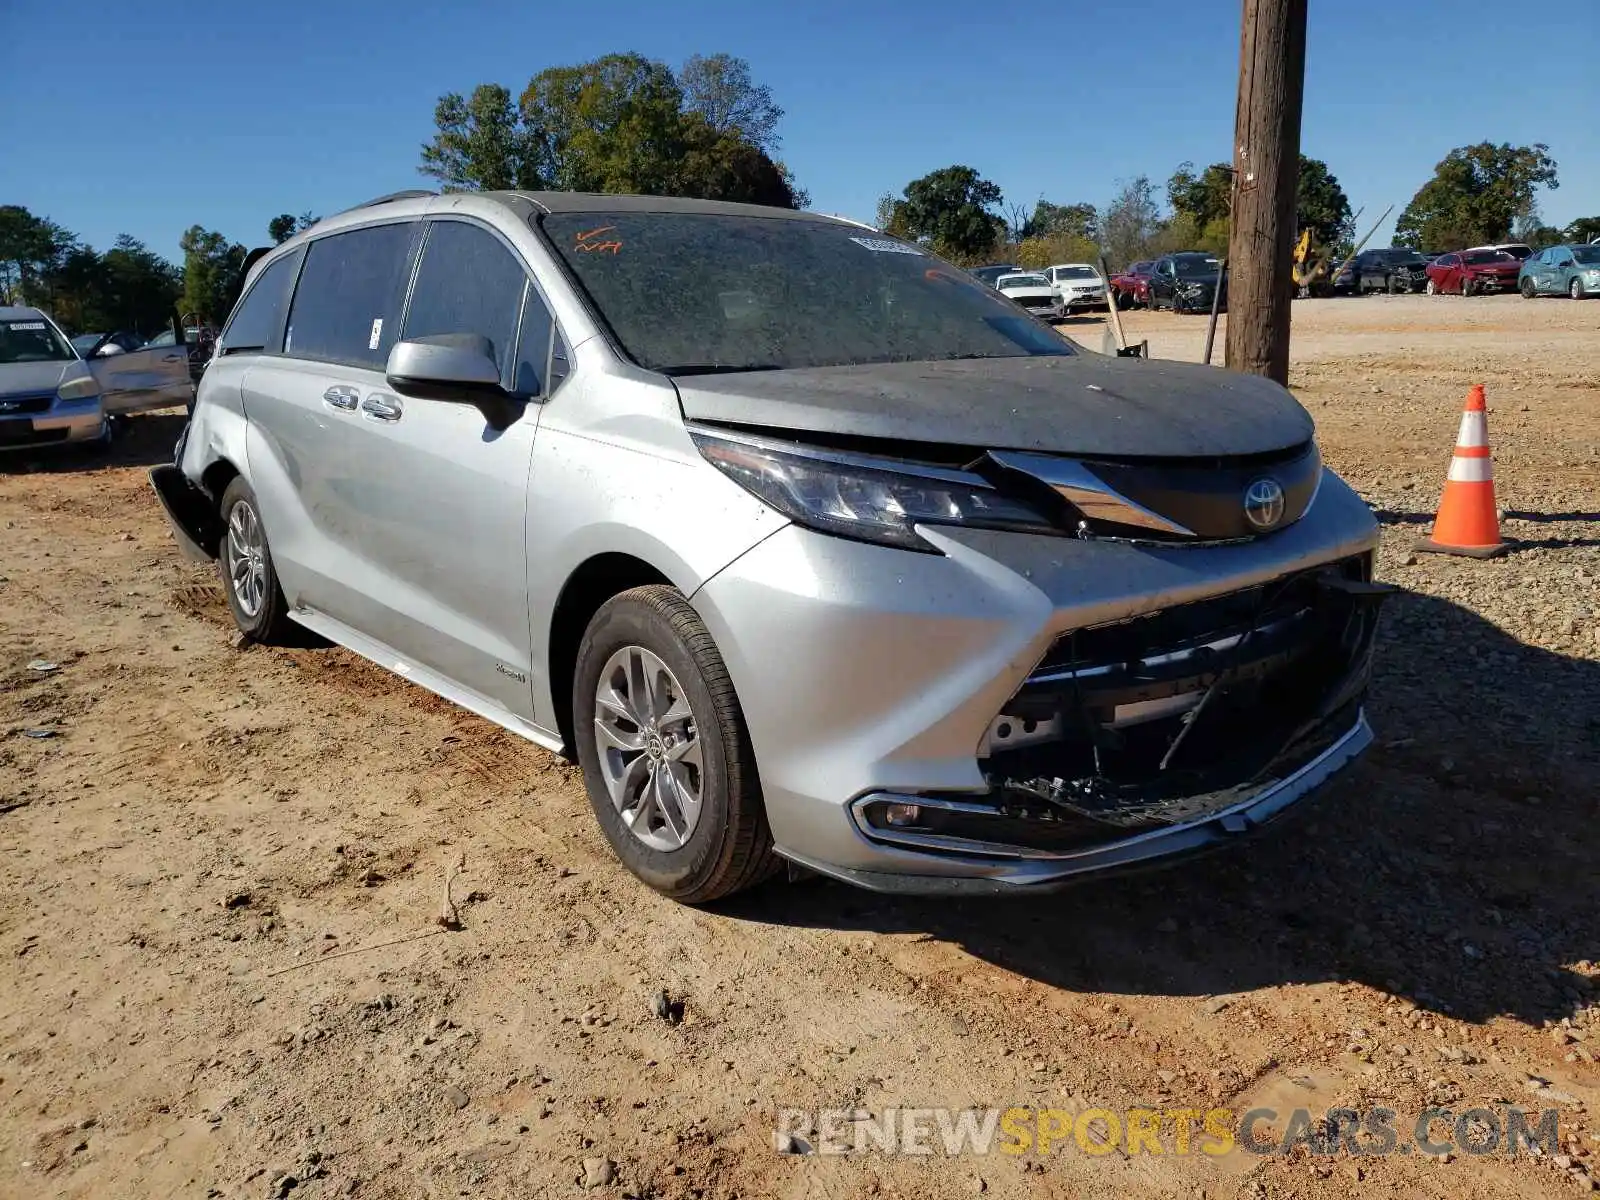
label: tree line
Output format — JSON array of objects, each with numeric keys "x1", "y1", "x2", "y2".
[
  {"x1": 5, "y1": 44, "x2": 1596, "y2": 334},
  {"x1": 877, "y1": 142, "x2": 1588, "y2": 271},
  {"x1": 0, "y1": 206, "x2": 319, "y2": 335}
]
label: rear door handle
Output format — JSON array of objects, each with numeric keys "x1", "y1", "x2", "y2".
[
  {"x1": 322, "y1": 385, "x2": 359, "y2": 412},
  {"x1": 361, "y1": 393, "x2": 403, "y2": 422},
  {"x1": 161, "y1": 353, "x2": 185, "y2": 362}
]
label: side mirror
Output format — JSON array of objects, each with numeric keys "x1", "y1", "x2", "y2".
[
  {"x1": 97, "y1": 343, "x2": 125, "y2": 357},
  {"x1": 385, "y1": 335, "x2": 521, "y2": 429}
]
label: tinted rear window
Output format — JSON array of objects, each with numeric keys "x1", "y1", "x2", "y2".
[
  {"x1": 221, "y1": 252, "x2": 300, "y2": 355},
  {"x1": 540, "y1": 213, "x2": 1071, "y2": 373},
  {"x1": 285, "y1": 222, "x2": 416, "y2": 367}
]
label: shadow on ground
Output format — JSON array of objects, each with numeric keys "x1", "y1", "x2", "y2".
[
  {"x1": 0, "y1": 411, "x2": 186, "y2": 475},
  {"x1": 727, "y1": 588, "x2": 1600, "y2": 1028}
]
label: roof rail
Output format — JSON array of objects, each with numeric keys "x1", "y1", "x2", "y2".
[{"x1": 335, "y1": 189, "x2": 437, "y2": 216}]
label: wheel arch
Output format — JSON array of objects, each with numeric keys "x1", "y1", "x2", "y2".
[{"x1": 546, "y1": 552, "x2": 675, "y2": 754}]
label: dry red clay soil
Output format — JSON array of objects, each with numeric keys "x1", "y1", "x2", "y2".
[{"x1": 3, "y1": 294, "x2": 1598, "y2": 1200}]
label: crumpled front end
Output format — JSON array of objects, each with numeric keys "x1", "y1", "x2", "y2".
[{"x1": 693, "y1": 467, "x2": 1385, "y2": 894}]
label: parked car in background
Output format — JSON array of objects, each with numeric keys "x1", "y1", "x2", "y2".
[
  {"x1": 1148, "y1": 252, "x2": 1226, "y2": 313},
  {"x1": 1041, "y1": 263, "x2": 1107, "y2": 313},
  {"x1": 1519, "y1": 243, "x2": 1600, "y2": 299},
  {"x1": 1333, "y1": 248, "x2": 1431, "y2": 295},
  {"x1": 76, "y1": 324, "x2": 195, "y2": 414},
  {"x1": 0, "y1": 306, "x2": 110, "y2": 452},
  {"x1": 970, "y1": 264, "x2": 1021, "y2": 288},
  {"x1": 1425, "y1": 248, "x2": 1522, "y2": 296},
  {"x1": 152, "y1": 190, "x2": 1382, "y2": 901},
  {"x1": 1111, "y1": 261, "x2": 1156, "y2": 307},
  {"x1": 995, "y1": 271, "x2": 1064, "y2": 321}
]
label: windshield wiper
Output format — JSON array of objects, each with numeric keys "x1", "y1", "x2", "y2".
[{"x1": 662, "y1": 363, "x2": 784, "y2": 376}]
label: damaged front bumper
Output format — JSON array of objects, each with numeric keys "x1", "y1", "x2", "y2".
[{"x1": 692, "y1": 469, "x2": 1385, "y2": 895}]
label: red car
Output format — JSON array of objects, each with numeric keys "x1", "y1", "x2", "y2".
[
  {"x1": 1425, "y1": 248, "x2": 1523, "y2": 296},
  {"x1": 1111, "y1": 261, "x2": 1156, "y2": 307}
]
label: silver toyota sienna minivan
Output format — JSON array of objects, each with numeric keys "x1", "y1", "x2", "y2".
[{"x1": 151, "y1": 189, "x2": 1386, "y2": 903}]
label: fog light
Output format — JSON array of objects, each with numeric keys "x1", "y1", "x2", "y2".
[{"x1": 882, "y1": 802, "x2": 922, "y2": 827}]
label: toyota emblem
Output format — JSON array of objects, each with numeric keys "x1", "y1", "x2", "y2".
[{"x1": 1243, "y1": 478, "x2": 1286, "y2": 530}]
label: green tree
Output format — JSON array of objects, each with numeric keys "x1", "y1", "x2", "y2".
[
  {"x1": 421, "y1": 83, "x2": 543, "y2": 191},
  {"x1": 1295, "y1": 156, "x2": 1353, "y2": 248},
  {"x1": 1099, "y1": 176, "x2": 1166, "y2": 268},
  {"x1": 887, "y1": 166, "x2": 1003, "y2": 261},
  {"x1": 1565, "y1": 216, "x2": 1600, "y2": 243},
  {"x1": 0, "y1": 205, "x2": 75, "y2": 307},
  {"x1": 267, "y1": 212, "x2": 320, "y2": 244},
  {"x1": 420, "y1": 54, "x2": 803, "y2": 208},
  {"x1": 94, "y1": 235, "x2": 182, "y2": 334},
  {"x1": 1025, "y1": 200, "x2": 1098, "y2": 242},
  {"x1": 1394, "y1": 142, "x2": 1559, "y2": 250},
  {"x1": 180, "y1": 226, "x2": 248, "y2": 324},
  {"x1": 679, "y1": 53, "x2": 782, "y2": 152}
]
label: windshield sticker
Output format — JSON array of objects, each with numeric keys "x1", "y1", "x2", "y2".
[
  {"x1": 574, "y1": 226, "x2": 624, "y2": 255},
  {"x1": 4, "y1": 321, "x2": 48, "y2": 331},
  {"x1": 368, "y1": 318, "x2": 383, "y2": 351},
  {"x1": 849, "y1": 236, "x2": 923, "y2": 256}
]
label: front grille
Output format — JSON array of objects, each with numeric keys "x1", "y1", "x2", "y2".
[
  {"x1": 0, "y1": 425, "x2": 70, "y2": 447},
  {"x1": 0, "y1": 393, "x2": 54, "y2": 415},
  {"x1": 1020, "y1": 297, "x2": 1055, "y2": 310}
]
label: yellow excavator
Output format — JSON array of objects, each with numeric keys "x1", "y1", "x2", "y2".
[{"x1": 1293, "y1": 205, "x2": 1393, "y2": 298}]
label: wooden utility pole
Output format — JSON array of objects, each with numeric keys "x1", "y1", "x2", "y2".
[{"x1": 1225, "y1": 0, "x2": 1308, "y2": 385}]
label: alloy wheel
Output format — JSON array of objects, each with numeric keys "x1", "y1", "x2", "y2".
[
  {"x1": 225, "y1": 500, "x2": 268, "y2": 618},
  {"x1": 592, "y1": 646, "x2": 703, "y2": 852},
  {"x1": 1572, "y1": 277, "x2": 1586, "y2": 300}
]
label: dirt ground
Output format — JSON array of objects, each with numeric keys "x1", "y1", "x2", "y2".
[{"x1": 2, "y1": 293, "x2": 1598, "y2": 1200}]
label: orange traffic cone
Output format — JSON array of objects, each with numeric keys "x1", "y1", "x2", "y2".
[{"x1": 1416, "y1": 385, "x2": 1507, "y2": 558}]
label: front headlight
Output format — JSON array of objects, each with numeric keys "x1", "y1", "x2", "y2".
[
  {"x1": 57, "y1": 376, "x2": 102, "y2": 403},
  {"x1": 1584, "y1": 269, "x2": 1600, "y2": 285},
  {"x1": 691, "y1": 430, "x2": 1058, "y2": 552}
]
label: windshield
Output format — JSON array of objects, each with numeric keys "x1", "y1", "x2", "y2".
[
  {"x1": 1055, "y1": 265, "x2": 1098, "y2": 279},
  {"x1": 1173, "y1": 256, "x2": 1220, "y2": 278},
  {"x1": 0, "y1": 317, "x2": 76, "y2": 364},
  {"x1": 542, "y1": 213, "x2": 1073, "y2": 372},
  {"x1": 1570, "y1": 246, "x2": 1600, "y2": 265},
  {"x1": 1462, "y1": 250, "x2": 1515, "y2": 265},
  {"x1": 999, "y1": 274, "x2": 1050, "y2": 288}
]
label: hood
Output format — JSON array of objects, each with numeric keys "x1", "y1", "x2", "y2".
[
  {"x1": 1000, "y1": 285, "x2": 1057, "y2": 299},
  {"x1": 675, "y1": 354, "x2": 1314, "y2": 460},
  {"x1": 0, "y1": 360, "x2": 81, "y2": 396}
]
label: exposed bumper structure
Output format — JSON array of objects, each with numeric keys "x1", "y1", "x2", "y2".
[{"x1": 692, "y1": 470, "x2": 1383, "y2": 895}]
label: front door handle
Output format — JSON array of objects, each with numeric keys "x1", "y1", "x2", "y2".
[
  {"x1": 161, "y1": 353, "x2": 186, "y2": 362},
  {"x1": 361, "y1": 393, "x2": 403, "y2": 422},
  {"x1": 322, "y1": 385, "x2": 360, "y2": 412}
]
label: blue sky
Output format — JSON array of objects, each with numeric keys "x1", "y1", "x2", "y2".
[{"x1": 3, "y1": 0, "x2": 1595, "y2": 260}]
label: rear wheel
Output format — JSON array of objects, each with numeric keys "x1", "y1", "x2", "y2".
[
  {"x1": 218, "y1": 477, "x2": 292, "y2": 643},
  {"x1": 1572, "y1": 276, "x2": 1587, "y2": 300},
  {"x1": 573, "y1": 585, "x2": 779, "y2": 904}
]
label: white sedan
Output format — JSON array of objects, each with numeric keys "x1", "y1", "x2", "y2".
[
  {"x1": 994, "y1": 272, "x2": 1064, "y2": 322},
  {"x1": 1043, "y1": 263, "x2": 1107, "y2": 312}
]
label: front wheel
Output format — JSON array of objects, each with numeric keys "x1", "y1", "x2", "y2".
[
  {"x1": 1425, "y1": 278, "x2": 1438, "y2": 296},
  {"x1": 1521, "y1": 277, "x2": 1537, "y2": 299},
  {"x1": 1572, "y1": 276, "x2": 1587, "y2": 300},
  {"x1": 218, "y1": 477, "x2": 292, "y2": 643},
  {"x1": 1461, "y1": 277, "x2": 1476, "y2": 297},
  {"x1": 573, "y1": 585, "x2": 780, "y2": 904}
]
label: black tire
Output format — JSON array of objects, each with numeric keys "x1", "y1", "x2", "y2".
[
  {"x1": 217, "y1": 476, "x2": 292, "y2": 643},
  {"x1": 573, "y1": 585, "x2": 779, "y2": 904},
  {"x1": 1461, "y1": 276, "x2": 1475, "y2": 297},
  {"x1": 1521, "y1": 277, "x2": 1537, "y2": 299}
]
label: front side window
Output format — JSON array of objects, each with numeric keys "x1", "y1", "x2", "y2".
[
  {"x1": 285, "y1": 222, "x2": 416, "y2": 367},
  {"x1": 402, "y1": 221, "x2": 529, "y2": 376},
  {"x1": 0, "y1": 317, "x2": 74, "y2": 364},
  {"x1": 221, "y1": 251, "x2": 300, "y2": 356},
  {"x1": 541, "y1": 212, "x2": 1071, "y2": 373}
]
